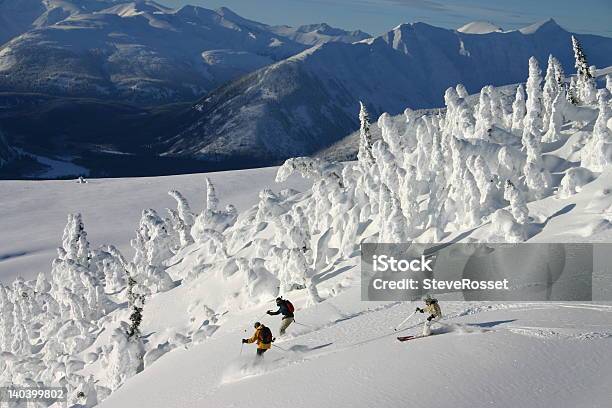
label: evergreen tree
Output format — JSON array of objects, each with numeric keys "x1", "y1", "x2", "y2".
[
  {"x1": 126, "y1": 269, "x2": 145, "y2": 338},
  {"x1": 572, "y1": 35, "x2": 592, "y2": 80},
  {"x1": 357, "y1": 101, "x2": 375, "y2": 167},
  {"x1": 571, "y1": 35, "x2": 596, "y2": 104}
]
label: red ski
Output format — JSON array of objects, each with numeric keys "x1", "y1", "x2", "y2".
[{"x1": 397, "y1": 335, "x2": 426, "y2": 342}]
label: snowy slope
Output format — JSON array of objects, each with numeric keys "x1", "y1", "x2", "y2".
[
  {"x1": 100, "y1": 293, "x2": 612, "y2": 408},
  {"x1": 160, "y1": 19, "x2": 612, "y2": 161},
  {"x1": 0, "y1": 167, "x2": 310, "y2": 283}
]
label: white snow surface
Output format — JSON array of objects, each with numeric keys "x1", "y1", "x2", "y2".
[
  {"x1": 101, "y1": 296, "x2": 612, "y2": 408},
  {"x1": 0, "y1": 168, "x2": 310, "y2": 282}
]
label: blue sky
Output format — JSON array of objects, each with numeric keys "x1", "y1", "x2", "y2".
[{"x1": 159, "y1": 0, "x2": 612, "y2": 37}]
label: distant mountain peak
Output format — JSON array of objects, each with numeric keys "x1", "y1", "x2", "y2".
[
  {"x1": 519, "y1": 18, "x2": 563, "y2": 34},
  {"x1": 457, "y1": 21, "x2": 503, "y2": 34}
]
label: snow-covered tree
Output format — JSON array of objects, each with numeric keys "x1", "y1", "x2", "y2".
[
  {"x1": 524, "y1": 158, "x2": 553, "y2": 200},
  {"x1": 456, "y1": 83, "x2": 468, "y2": 99},
  {"x1": 462, "y1": 168, "x2": 482, "y2": 227},
  {"x1": 276, "y1": 157, "x2": 343, "y2": 187},
  {"x1": 134, "y1": 209, "x2": 174, "y2": 267},
  {"x1": 61, "y1": 213, "x2": 90, "y2": 266},
  {"x1": 542, "y1": 55, "x2": 562, "y2": 133},
  {"x1": 468, "y1": 155, "x2": 498, "y2": 211},
  {"x1": 567, "y1": 76, "x2": 579, "y2": 105},
  {"x1": 104, "y1": 322, "x2": 144, "y2": 390},
  {"x1": 511, "y1": 84, "x2": 527, "y2": 133},
  {"x1": 542, "y1": 92, "x2": 565, "y2": 143},
  {"x1": 504, "y1": 180, "x2": 529, "y2": 224},
  {"x1": 0, "y1": 285, "x2": 15, "y2": 351},
  {"x1": 558, "y1": 168, "x2": 585, "y2": 198},
  {"x1": 205, "y1": 177, "x2": 219, "y2": 212},
  {"x1": 571, "y1": 35, "x2": 597, "y2": 104},
  {"x1": 168, "y1": 190, "x2": 195, "y2": 247},
  {"x1": 474, "y1": 86, "x2": 493, "y2": 139},
  {"x1": 581, "y1": 89, "x2": 612, "y2": 171},
  {"x1": 491, "y1": 209, "x2": 526, "y2": 243},
  {"x1": 357, "y1": 101, "x2": 375, "y2": 167},
  {"x1": 523, "y1": 57, "x2": 544, "y2": 135}
]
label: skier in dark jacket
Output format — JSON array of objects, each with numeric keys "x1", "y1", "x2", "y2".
[{"x1": 267, "y1": 297, "x2": 295, "y2": 336}]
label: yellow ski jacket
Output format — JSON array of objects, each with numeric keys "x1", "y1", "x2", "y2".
[{"x1": 247, "y1": 327, "x2": 272, "y2": 350}]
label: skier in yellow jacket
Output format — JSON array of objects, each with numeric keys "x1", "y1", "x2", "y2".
[
  {"x1": 242, "y1": 322, "x2": 273, "y2": 357},
  {"x1": 416, "y1": 295, "x2": 442, "y2": 336}
]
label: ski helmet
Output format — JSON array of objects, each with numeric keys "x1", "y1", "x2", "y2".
[{"x1": 254, "y1": 322, "x2": 261, "y2": 328}]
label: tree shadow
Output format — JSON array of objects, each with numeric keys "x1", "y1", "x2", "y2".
[
  {"x1": 313, "y1": 265, "x2": 354, "y2": 284},
  {"x1": 467, "y1": 319, "x2": 517, "y2": 328},
  {"x1": 287, "y1": 342, "x2": 333, "y2": 353},
  {"x1": 527, "y1": 203, "x2": 576, "y2": 239}
]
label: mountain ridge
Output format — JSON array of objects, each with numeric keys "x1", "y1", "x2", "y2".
[
  {"x1": 0, "y1": 1, "x2": 369, "y2": 104},
  {"x1": 160, "y1": 18, "x2": 612, "y2": 162}
]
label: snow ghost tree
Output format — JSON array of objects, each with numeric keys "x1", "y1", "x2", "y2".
[
  {"x1": 104, "y1": 322, "x2": 144, "y2": 391},
  {"x1": 558, "y1": 168, "x2": 587, "y2": 198},
  {"x1": 491, "y1": 209, "x2": 525, "y2": 243},
  {"x1": 168, "y1": 190, "x2": 195, "y2": 247},
  {"x1": 571, "y1": 35, "x2": 596, "y2": 104},
  {"x1": 511, "y1": 84, "x2": 527, "y2": 134},
  {"x1": 191, "y1": 178, "x2": 237, "y2": 242},
  {"x1": 542, "y1": 55, "x2": 562, "y2": 133},
  {"x1": 523, "y1": 57, "x2": 544, "y2": 135},
  {"x1": 474, "y1": 86, "x2": 493, "y2": 139},
  {"x1": 205, "y1": 177, "x2": 219, "y2": 212},
  {"x1": 456, "y1": 83, "x2": 468, "y2": 99},
  {"x1": 542, "y1": 92, "x2": 565, "y2": 143},
  {"x1": 130, "y1": 210, "x2": 174, "y2": 294},
  {"x1": 504, "y1": 180, "x2": 529, "y2": 224},
  {"x1": 581, "y1": 89, "x2": 612, "y2": 171},
  {"x1": 62, "y1": 213, "x2": 90, "y2": 266}
]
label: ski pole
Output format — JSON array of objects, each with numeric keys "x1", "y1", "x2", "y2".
[{"x1": 394, "y1": 310, "x2": 417, "y2": 331}]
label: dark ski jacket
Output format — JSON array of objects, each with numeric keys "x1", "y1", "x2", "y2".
[{"x1": 269, "y1": 301, "x2": 294, "y2": 318}]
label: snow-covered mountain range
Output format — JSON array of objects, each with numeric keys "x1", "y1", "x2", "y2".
[
  {"x1": 0, "y1": 0, "x2": 370, "y2": 103},
  {"x1": 160, "y1": 19, "x2": 612, "y2": 162},
  {"x1": 1, "y1": 3, "x2": 612, "y2": 178}
]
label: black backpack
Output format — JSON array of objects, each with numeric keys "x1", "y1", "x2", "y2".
[{"x1": 259, "y1": 326, "x2": 273, "y2": 344}]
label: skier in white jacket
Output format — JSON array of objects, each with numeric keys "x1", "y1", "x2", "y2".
[{"x1": 416, "y1": 295, "x2": 442, "y2": 336}]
